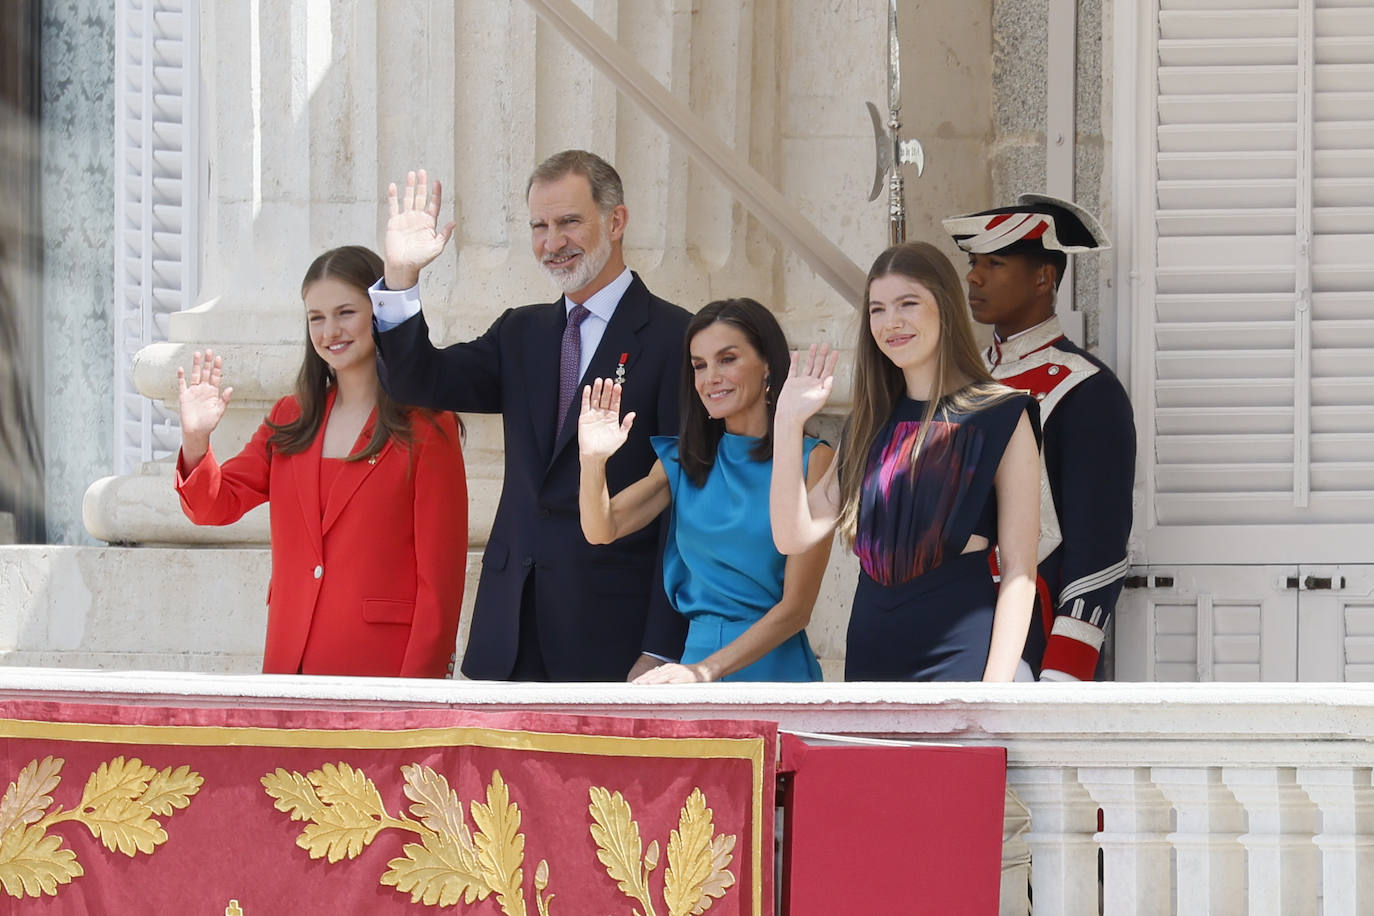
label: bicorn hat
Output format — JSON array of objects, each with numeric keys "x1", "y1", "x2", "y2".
[{"x1": 942, "y1": 193, "x2": 1110, "y2": 256}]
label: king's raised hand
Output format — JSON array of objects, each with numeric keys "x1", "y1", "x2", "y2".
[{"x1": 383, "y1": 169, "x2": 456, "y2": 291}]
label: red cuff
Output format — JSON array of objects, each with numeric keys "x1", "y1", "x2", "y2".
[{"x1": 1040, "y1": 634, "x2": 1100, "y2": 681}]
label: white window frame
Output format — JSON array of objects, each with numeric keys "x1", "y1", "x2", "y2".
[
  {"x1": 113, "y1": 0, "x2": 200, "y2": 475},
  {"x1": 1113, "y1": 0, "x2": 1374, "y2": 566}
]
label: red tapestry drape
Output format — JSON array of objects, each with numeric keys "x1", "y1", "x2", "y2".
[{"x1": 0, "y1": 700, "x2": 775, "y2": 915}]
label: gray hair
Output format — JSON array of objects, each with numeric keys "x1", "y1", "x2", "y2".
[{"x1": 526, "y1": 149, "x2": 624, "y2": 212}]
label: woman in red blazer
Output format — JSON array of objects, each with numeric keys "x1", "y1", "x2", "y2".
[{"x1": 175, "y1": 246, "x2": 467, "y2": 677}]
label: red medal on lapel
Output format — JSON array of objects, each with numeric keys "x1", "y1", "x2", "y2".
[{"x1": 614, "y1": 352, "x2": 628, "y2": 385}]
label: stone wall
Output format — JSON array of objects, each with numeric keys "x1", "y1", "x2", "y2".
[
  {"x1": 992, "y1": 0, "x2": 1110, "y2": 351},
  {"x1": 40, "y1": 0, "x2": 114, "y2": 545}
]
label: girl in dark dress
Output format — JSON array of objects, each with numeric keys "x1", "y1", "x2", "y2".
[{"x1": 770, "y1": 242, "x2": 1041, "y2": 681}]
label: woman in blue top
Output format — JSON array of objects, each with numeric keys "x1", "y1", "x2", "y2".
[{"x1": 578, "y1": 298, "x2": 835, "y2": 683}]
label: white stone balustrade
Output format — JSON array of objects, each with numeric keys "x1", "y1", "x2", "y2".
[
  {"x1": 1152, "y1": 767, "x2": 1247, "y2": 916},
  {"x1": 2, "y1": 675, "x2": 1371, "y2": 914}
]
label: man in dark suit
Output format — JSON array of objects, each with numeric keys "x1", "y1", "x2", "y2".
[{"x1": 369, "y1": 151, "x2": 691, "y2": 682}]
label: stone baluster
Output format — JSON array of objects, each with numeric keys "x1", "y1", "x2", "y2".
[
  {"x1": 1152, "y1": 766, "x2": 1247, "y2": 916},
  {"x1": 1079, "y1": 767, "x2": 1172, "y2": 916},
  {"x1": 1223, "y1": 766, "x2": 1320, "y2": 916},
  {"x1": 1006, "y1": 767, "x2": 1100, "y2": 916},
  {"x1": 1296, "y1": 766, "x2": 1374, "y2": 915}
]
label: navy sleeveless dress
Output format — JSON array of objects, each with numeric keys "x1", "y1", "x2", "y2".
[{"x1": 846, "y1": 391, "x2": 1039, "y2": 681}]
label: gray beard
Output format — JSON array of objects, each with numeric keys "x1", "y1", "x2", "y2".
[{"x1": 543, "y1": 227, "x2": 612, "y2": 296}]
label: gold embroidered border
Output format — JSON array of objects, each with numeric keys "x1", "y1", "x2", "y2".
[{"x1": 0, "y1": 718, "x2": 768, "y2": 915}]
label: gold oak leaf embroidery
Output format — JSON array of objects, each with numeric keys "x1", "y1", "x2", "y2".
[
  {"x1": 298, "y1": 763, "x2": 390, "y2": 863},
  {"x1": 383, "y1": 832, "x2": 488, "y2": 907},
  {"x1": 264, "y1": 765, "x2": 546, "y2": 915},
  {"x1": 0, "y1": 756, "x2": 201, "y2": 900},
  {"x1": 73, "y1": 757, "x2": 179, "y2": 856},
  {"x1": 261, "y1": 769, "x2": 326, "y2": 823},
  {"x1": 587, "y1": 787, "x2": 658, "y2": 916},
  {"x1": 0, "y1": 757, "x2": 63, "y2": 834},
  {"x1": 380, "y1": 764, "x2": 490, "y2": 906},
  {"x1": 88, "y1": 759, "x2": 201, "y2": 855},
  {"x1": 663, "y1": 789, "x2": 736, "y2": 916},
  {"x1": 400, "y1": 764, "x2": 470, "y2": 842},
  {"x1": 0, "y1": 823, "x2": 82, "y2": 898},
  {"x1": 139, "y1": 766, "x2": 204, "y2": 817},
  {"x1": 470, "y1": 770, "x2": 528, "y2": 916}
]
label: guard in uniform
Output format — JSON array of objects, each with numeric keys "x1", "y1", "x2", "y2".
[{"x1": 944, "y1": 194, "x2": 1136, "y2": 681}]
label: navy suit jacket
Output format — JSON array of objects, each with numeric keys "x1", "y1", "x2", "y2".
[{"x1": 374, "y1": 273, "x2": 692, "y2": 680}]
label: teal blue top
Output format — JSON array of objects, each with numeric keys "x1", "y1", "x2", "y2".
[{"x1": 651, "y1": 433, "x2": 824, "y2": 682}]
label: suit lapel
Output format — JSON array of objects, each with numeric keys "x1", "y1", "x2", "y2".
[
  {"x1": 291, "y1": 390, "x2": 329, "y2": 560},
  {"x1": 548, "y1": 276, "x2": 651, "y2": 463},
  {"x1": 527, "y1": 299, "x2": 566, "y2": 464},
  {"x1": 320, "y1": 408, "x2": 389, "y2": 536}
]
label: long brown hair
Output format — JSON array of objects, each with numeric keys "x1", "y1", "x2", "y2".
[
  {"x1": 266, "y1": 245, "x2": 431, "y2": 461},
  {"x1": 677, "y1": 298, "x2": 791, "y2": 487},
  {"x1": 835, "y1": 241, "x2": 1016, "y2": 544}
]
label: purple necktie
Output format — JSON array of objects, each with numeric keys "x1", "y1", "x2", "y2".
[{"x1": 556, "y1": 304, "x2": 592, "y2": 438}]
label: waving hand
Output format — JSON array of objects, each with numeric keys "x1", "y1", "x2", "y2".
[
  {"x1": 774, "y1": 344, "x2": 840, "y2": 427},
  {"x1": 177, "y1": 349, "x2": 233, "y2": 470},
  {"x1": 383, "y1": 169, "x2": 456, "y2": 290},
  {"x1": 578, "y1": 378, "x2": 635, "y2": 462}
]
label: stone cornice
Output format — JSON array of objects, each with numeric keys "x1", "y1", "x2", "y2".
[{"x1": 3, "y1": 670, "x2": 1369, "y2": 768}]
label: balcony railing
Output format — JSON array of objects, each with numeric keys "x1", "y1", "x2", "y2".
[{"x1": 1, "y1": 672, "x2": 1369, "y2": 915}]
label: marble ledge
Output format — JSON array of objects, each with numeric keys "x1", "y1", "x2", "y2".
[{"x1": 1, "y1": 669, "x2": 1372, "y2": 767}]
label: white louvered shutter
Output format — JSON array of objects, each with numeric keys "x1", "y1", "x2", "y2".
[
  {"x1": 1147, "y1": 0, "x2": 1374, "y2": 543},
  {"x1": 113, "y1": 0, "x2": 199, "y2": 473}
]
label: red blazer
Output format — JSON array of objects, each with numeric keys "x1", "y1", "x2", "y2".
[{"x1": 176, "y1": 392, "x2": 467, "y2": 677}]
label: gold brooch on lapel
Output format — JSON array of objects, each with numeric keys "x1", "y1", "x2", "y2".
[
  {"x1": 615, "y1": 352, "x2": 628, "y2": 385},
  {"x1": 368, "y1": 456, "x2": 378, "y2": 465}
]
